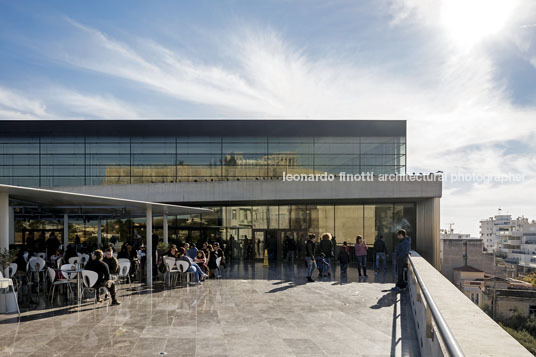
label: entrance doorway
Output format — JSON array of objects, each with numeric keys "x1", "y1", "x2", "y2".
[{"x1": 253, "y1": 229, "x2": 307, "y2": 261}]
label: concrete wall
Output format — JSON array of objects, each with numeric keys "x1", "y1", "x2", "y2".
[
  {"x1": 440, "y1": 239, "x2": 497, "y2": 281},
  {"x1": 56, "y1": 179, "x2": 442, "y2": 205},
  {"x1": 409, "y1": 253, "x2": 532, "y2": 356},
  {"x1": 416, "y1": 197, "x2": 440, "y2": 268}
]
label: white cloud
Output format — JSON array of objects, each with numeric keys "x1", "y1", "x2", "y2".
[
  {"x1": 0, "y1": 86, "x2": 49, "y2": 119},
  {"x1": 0, "y1": 86, "x2": 140, "y2": 120}
]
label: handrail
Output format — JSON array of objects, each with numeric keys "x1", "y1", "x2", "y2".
[{"x1": 408, "y1": 252, "x2": 465, "y2": 357}]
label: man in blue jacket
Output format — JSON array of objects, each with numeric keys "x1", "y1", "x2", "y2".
[{"x1": 391, "y1": 229, "x2": 411, "y2": 293}]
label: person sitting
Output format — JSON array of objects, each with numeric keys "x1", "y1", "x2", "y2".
[
  {"x1": 103, "y1": 247, "x2": 119, "y2": 274},
  {"x1": 85, "y1": 249, "x2": 121, "y2": 306},
  {"x1": 194, "y1": 250, "x2": 209, "y2": 276},
  {"x1": 316, "y1": 253, "x2": 331, "y2": 278},
  {"x1": 186, "y1": 243, "x2": 198, "y2": 260},
  {"x1": 176, "y1": 247, "x2": 206, "y2": 285},
  {"x1": 117, "y1": 243, "x2": 132, "y2": 260},
  {"x1": 50, "y1": 249, "x2": 63, "y2": 267},
  {"x1": 164, "y1": 244, "x2": 178, "y2": 258},
  {"x1": 63, "y1": 245, "x2": 78, "y2": 264}
]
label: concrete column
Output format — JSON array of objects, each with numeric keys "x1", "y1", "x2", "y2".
[
  {"x1": 146, "y1": 204, "x2": 153, "y2": 286},
  {"x1": 9, "y1": 207, "x2": 15, "y2": 244},
  {"x1": 63, "y1": 214, "x2": 69, "y2": 252},
  {"x1": 0, "y1": 193, "x2": 9, "y2": 251},
  {"x1": 163, "y1": 214, "x2": 168, "y2": 245},
  {"x1": 97, "y1": 218, "x2": 102, "y2": 248}
]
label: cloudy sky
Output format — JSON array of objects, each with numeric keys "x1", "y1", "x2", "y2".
[{"x1": 1, "y1": 0, "x2": 535, "y2": 235}]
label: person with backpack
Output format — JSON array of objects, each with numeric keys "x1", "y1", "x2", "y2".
[
  {"x1": 391, "y1": 229, "x2": 411, "y2": 293},
  {"x1": 337, "y1": 241, "x2": 350, "y2": 284}
]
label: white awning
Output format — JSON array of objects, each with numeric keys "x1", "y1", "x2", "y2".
[{"x1": 0, "y1": 184, "x2": 210, "y2": 216}]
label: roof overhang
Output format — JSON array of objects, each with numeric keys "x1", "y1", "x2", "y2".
[{"x1": 0, "y1": 184, "x2": 210, "y2": 217}]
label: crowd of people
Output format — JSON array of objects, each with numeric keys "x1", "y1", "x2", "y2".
[
  {"x1": 158, "y1": 241, "x2": 225, "y2": 284},
  {"x1": 304, "y1": 229, "x2": 412, "y2": 292}
]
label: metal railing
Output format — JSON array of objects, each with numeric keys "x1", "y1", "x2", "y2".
[{"x1": 408, "y1": 252, "x2": 465, "y2": 357}]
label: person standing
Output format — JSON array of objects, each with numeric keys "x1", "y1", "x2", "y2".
[
  {"x1": 373, "y1": 235, "x2": 388, "y2": 273},
  {"x1": 286, "y1": 235, "x2": 296, "y2": 264},
  {"x1": 337, "y1": 241, "x2": 350, "y2": 284},
  {"x1": 318, "y1": 232, "x2": 334, "y2": 260},
  {"x1": 354, "y1": 236, "x2": 368, "y2": 280},
  {"x1": 45, "y1": 232, "x2": 61, "y2": 259},
  {"x1": 392, "y1": 229, "x2": 411, "y2": 293},
  {"x1": 305, "y1": 234, "x2": 317, "y2": 282}
]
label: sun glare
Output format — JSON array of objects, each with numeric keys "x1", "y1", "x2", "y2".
[{"x1": 440, "y1": 0, "x2": 519, "y2": 49}]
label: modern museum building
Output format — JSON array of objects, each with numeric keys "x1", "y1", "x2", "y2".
[{"x1": 0, "y1": 120, "x2": 442, "y2": 267}]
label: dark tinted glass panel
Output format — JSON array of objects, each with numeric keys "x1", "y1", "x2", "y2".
[
  {"x1": 0, "y1": 166, "x2": 38, "y2": 176},
  {"x1": 131, "y1": 137, "x2": 174, "y2": 142},
  {"x1": 0, "y1": 176, "x2": 39, "y2": 186},
  {"x1": 40, "y1": 166, "x2": 85, "y2": 176},
  {"x1": 314, "y1": 154, "x2": 359, "y2": 166},
  {"x1": 41, "y1": 143, "x2": 84, "y2": 154},
  {"x1": 41, "y1": 177, "x2": 85, "y2": 186},
  {"x1": 86, "y1": 142, "x2": 130, "y2": 154},
  {"x1": 86, "y1": 154, "x2": 130, "y2": 165},
  {"x1": 177, "y1": 143, "x2": 221, "y2": 154},
  {"x1": 85, "y1": 136, "x2": 129, "y2": 142},
  {"x1": 0, "y1": 155, "x2": 39, "y2": 165},
  {"x1": 268, "y1": 142, "x2": 314, "y2": 155},
  {"x1": 131, "y1": 143, "x2": 175, "y2": 154},
  {"x1": 132, "y1": 154, "x2": 175, "y2": 165},
  {"x1": 0, "y1": 143, "x2": 39, "y2": 154},
  {"x1": 41, "y1": 155, "x2": 84, "y2": 165},
  {"x1": 223, "y1": 143, "x2": 267, "y2": 154},
  {"x1": 315, "y1": 165, "x2": 359, "y2": 174},
  {"x1": 314, "y1": 142, "x2": 359, "y2": 154}
]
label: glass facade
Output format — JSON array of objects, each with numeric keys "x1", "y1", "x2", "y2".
[
  {"x1": 15, "y1": 203, "x2": 415, "y2": 261},
  {"x1": 0, "y1": 135, "x2": 406, "y2": 187}
]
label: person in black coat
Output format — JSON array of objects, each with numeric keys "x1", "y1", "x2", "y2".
[
  {"x1": 85, "y1": 250, "x2": 121, "y2": 305},
  {"x1": 337, "y1": 241, "x2": 350, "y2": 284}
]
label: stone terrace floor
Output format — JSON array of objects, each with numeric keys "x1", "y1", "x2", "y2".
[{"x1": 0, "y1": 262, "x2": 420, "y2": 357}]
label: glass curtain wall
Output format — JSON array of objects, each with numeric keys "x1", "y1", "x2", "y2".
[{"x1": 1, "y1": 136, "x2": 406, "y2": 187}]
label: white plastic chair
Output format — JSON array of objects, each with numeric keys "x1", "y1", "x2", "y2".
[
  {"x1": 117, "y1": 260, "x2": 131, "y2": 285},
  {"x1": 0, "y1": 273, "x2": 20, "y2": 316},
  {"x1": 23, "y1": 251, "x2": 29, "y2": 263},
  {"x1": 79, "y1": 254, "x2": 90, "y2": 266},
  {"x1": 176, "y1": 260, "x2": 194, "y2": 285},
  {"x1": 56, "y1": 257, "x2": 63, "y2": 269},
  {"x1": 117, "y1": 258, "x2": 130, "y2": 264},
  {"x1": 164, "y1": 257, "x2": 179, "y2": 287},
  {"x1": 81, "y1": 270, "x2": 98, "y2": 304},
  {"x1": 215, "y1": 257, "x2": 222, "y2": 278},
  {"x1": 47, "y1": 267, "x2": 72, "y2": 303},
  {"x1": 68, "y1": 257, "x2": 80, "y2": 265},
  {"x1": 4, "y1": 263, "x2": 17, "y2": 279}
]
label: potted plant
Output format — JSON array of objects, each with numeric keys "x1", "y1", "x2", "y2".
[
  {"x1": 0, "y1": 248, "x2": 18, "y2": 273},
  {"x1": 156, "y1": 242, "x2": 169, "y2": 255}
]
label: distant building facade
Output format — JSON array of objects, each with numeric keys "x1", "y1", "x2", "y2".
[
  {"x1": 480, "y1": 214, "x2": 536, "y2": 272},
  {"x1": 440, "y1": 233, "x2": 498, "y2": 281}
]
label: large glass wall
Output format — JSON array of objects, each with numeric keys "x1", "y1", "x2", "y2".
[
  {"x1": 14, "y1": 203, "x2": 416, "y2": 262},
  {"x1": 0, "y1": 135, "x2": 405, "y2": 187}
]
